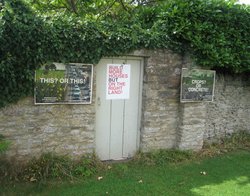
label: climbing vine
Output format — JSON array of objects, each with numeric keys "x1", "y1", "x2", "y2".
[{"x1": 0, "y1": 0, "x2": 249, "y2": 107}]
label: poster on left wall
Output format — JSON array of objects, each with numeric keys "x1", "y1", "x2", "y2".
[{"x1": 35, "y1": 63, "x2": 93, "y2": 105}]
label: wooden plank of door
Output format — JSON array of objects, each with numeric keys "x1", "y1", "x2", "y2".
[
  {"x1": 123, "y1": 59, "x2": 142, "y2": 158},
  {"x1": 109, "y1": 100, "x2": 124, "y2": 160},
  {"x1": 109, "y1": 59, "x2": 126, "y2": 160},
  {"x1": 95, "y1": 58, "x2": 111, "y2": 160}
]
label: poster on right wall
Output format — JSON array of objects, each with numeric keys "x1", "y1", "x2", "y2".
[{"x1": 180, "y1": 68, "x2": 216, "y2": 102}]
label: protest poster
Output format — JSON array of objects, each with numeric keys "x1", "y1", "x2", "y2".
[
  {"x1": 106, "y1": 64, "x2": 131, "y2": 100},
  {"x1": 180, "y1": 68, "x2": 215, "y2": 102},
  {"x1": 35, "y1": 63, "x2": 93, "y2": 104}
]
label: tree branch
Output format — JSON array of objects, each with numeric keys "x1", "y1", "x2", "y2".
[
  {"x1": 66, "y1": 0, "x2": 78, "y2": 14},
  {"x1": 97, "y1": 0, "x2": 117, "y2": 20},
  {"x1": 119, "y1": 0, "x2": 128, "y2": 11}
]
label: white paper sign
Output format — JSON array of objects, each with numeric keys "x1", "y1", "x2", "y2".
[{"x1": 106, "y1": 64, "x2": 131, "y2": 100}]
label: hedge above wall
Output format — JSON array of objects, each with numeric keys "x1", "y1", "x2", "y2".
[{"x1": 0, "y1": 0, "x2": 249, "y2": 107}]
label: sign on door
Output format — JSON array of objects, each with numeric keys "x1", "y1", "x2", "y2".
[{"x1": 106, "y1": 64, "x2": 131, "y2": 100}]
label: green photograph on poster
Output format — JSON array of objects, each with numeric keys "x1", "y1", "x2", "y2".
[
  {"x1": 180, "y1": 68, "x2": 215, "y2": 102},
  {"x1": 35, "y1": 63, "x2": 93, "y2": 104}
]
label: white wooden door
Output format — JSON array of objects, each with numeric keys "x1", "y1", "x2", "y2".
[{"x1": 95, "y1": 57, "x2": 143, "y2": 160}]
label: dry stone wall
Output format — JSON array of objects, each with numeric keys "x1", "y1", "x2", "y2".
[
  {"x1": 136, "y1": 49, "x2": 183, "y2": 151},
  {"x1": 204, "y1": 74, "x2": 250, "y2": 142},
  {"x1": 0, "y1": 49, "x2": 249, "y2": 161},
  {"x1": 0, "y1": 93, "x2": 96, "y2": 161},
  {"x1": 139, "y1": 50, "x2": 250, "y2": 151}
]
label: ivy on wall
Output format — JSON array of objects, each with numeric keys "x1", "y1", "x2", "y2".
[
  {"x1": 153, "y1": 0, "x2": 250, "y2": 73},
  {"x1": 0, "y1": 0, "x2": 249, "y2": 107}
]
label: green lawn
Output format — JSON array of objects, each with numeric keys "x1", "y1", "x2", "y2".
[{"x1": 1, "y1": 150, "x2": 250, "y2": 196}]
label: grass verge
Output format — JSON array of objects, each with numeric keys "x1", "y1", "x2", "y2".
[
  {"x1": 0, "y1": 131, "x2": 250, "y2": 195},
  {"x1": 1, "y1": 150, "x2": 250, "y2": 196}
]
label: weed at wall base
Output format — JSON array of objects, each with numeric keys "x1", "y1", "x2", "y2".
[
  {"x1": 200, "y1": 130, "x2": 250, "y2": 157},
  {"x1": 0, "y1": 153, "x2": 103, "y2": 184},
  {"x1": 0, "y1": 134, "x2": 10, "y2": 154}
]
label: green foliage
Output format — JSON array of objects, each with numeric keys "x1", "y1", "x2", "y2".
[
  {"x1": 134, "y1": 131, "x2": 250, "y2": 165},
  {"x1": 0, "y1": 0, "x2": 48, "y2": 107},
  {"x1": 134, "y1": 149, "x2": 194, "y2": 165},
  {"x1": 25, "y1": 0, "x2": 154, "y2": 19},
  {"x1": 220, "y1": 131, "x2": 250, "y2": 149},
  {"x1": 0, "y1": 134, "x2": 10, "y2": 154},
  {"x1": 154, "y1": 0, "x2": 250, "y2": 73},
  {"x1": 0, "y1": 0, "x2": 249, "y2": 107},
  {"x1": 72, "y1": 156, "x2": 99, "y2": 177},
  {"x1": 1, "y1": 151, "x2": 250, "y2": 195},
  {"x1": 0, "y1": 153, "x2": 102, "y2": 183},
  {"x1": 0, "y1": 131, "x2": 249, "y2": 184},
  {"x1": 201, "y1": 131, "x2": 250, "y2": 157}
]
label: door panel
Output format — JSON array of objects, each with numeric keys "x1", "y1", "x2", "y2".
[
  {"x1": 110, "y1": 100, "x2": 124, "y2": 159},
  {"x1": 95, "y1": 57, "x2": 143, "y2": 160},
  {"x1": 95, "y1": 58, "x2": 111, "y2": 160},
  {"x1": 122, "y1": 59, "x2": 141, "y2": 158}
]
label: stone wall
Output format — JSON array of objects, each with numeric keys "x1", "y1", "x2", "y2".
[
  {"x1": 0, "y1": 88, "x2": 96, "y2": 161},
  {"x1": 137, "y1": 49, "x2": 183, "y2": 151},
  {"x1": 139, "y1": 49, "x2": 250, "y2": 151},
  {"x1": 204, "y1": 74, "x2": 250, "y2": 142},
  {"x1": 0, "y1": 49, "x2": 249, "y2": 161}
]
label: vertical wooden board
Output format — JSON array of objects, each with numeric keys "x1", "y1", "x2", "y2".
[
  {"x1": 109, "y1": 59, "x2": 126, "y2": 160},
  {"x1": 95, "y1": 58, "x2": 111, "y2": 160},
  {"x1": 123, "y1": 59, "x2": 142, "y2": 158},
  {"x1": 109, "y1": 100, "x2": 124, "y2": 159}
]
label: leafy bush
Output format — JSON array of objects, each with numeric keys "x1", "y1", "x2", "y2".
[
  {"x1": 0, "y1": 0, "x2": 48, "y2": 107},
  {"x1": 153, "y1": 0, "x2": 250, "y2": 73},
  {"x1": 0, "y1": 0, "x2": 249, "y2": 107}
]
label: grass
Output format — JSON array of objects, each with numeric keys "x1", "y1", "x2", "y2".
[
  {"x1": 1, "y1": 150, "x2": 250, "y2": 196},
  {"x1": 1, "y1": 132, "x2": 250, "y2": 195}
]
